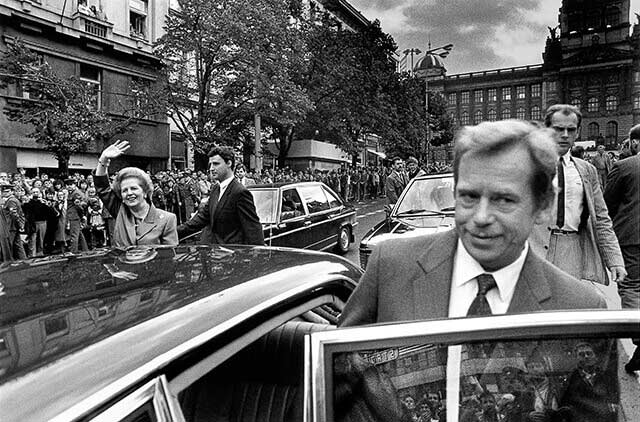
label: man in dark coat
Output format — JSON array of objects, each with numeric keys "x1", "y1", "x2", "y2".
[
  {"x1": 604, "y1": 124, "x2": 640, "y2": 373},
  {"x1": 178, "y1": 146, "x2": 264, "y2": 245},
  {"x1": 0, "y1": 182, "x2": 26, "y2": 260}
]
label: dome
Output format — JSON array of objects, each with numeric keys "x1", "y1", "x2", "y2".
[{"x1": 414, "y1": 53, "x2": 446, "y2": 73}]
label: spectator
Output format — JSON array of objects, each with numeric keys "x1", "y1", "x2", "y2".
[
  {"x1": 0, "y1": 181, "x2": 26, "y2": 260},
  {"x1": 386, "y1": 157, "x2": 407, "y2": 206}
]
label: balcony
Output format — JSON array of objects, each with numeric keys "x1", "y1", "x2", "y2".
[{"x1": 71, "y1": 11, "x2": 113, "y2": 41}]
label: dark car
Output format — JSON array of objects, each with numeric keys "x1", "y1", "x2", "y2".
[
  {"x1": 0, "y1": 245, "x2": 362, "y2": 422},
  {"x1": 249, "y1": 181, "x2": 357, "y2": 254},
  {"x1": 359, "y1": 173, "x2": 455, "y2": 269}
]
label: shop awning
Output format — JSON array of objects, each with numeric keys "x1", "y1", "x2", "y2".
[{"x1": 366, "y1": 148, "x2": 387, "y2": 159}]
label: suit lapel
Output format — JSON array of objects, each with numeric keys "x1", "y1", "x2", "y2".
[
  {"x1": 214, "y1": 179, "x2": 236, "y2": 220},
  {"x1": 414, "y1": 230, "x2": 457, "y2": 319},
  {"x1": 209, "y1": 184, "x2": 220, "y2": 218},
  {"x1": 507, "y1": 250, "x2": 551, "y2": 313},
  {"x1": 136, "y1": 206, "x2": 160, "y2": 241}
]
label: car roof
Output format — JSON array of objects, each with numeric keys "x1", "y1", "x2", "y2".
[
  {"x1": 0, "y1": 245, "x2": 361, "y2": 421},
  {"x1": 413, "y1": 172, "x2": 453, "y2": 181},
  {"x1": 248, "y1": 181, "x2": 327, "y2": 190}
]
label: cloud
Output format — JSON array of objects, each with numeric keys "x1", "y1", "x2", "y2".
[{"x1": 349, "y1": 0, "x2": 561, "y2": 73}]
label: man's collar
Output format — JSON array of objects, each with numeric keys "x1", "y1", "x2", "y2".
[
  {"x1": 218, "y1": 175, "x2": 233, "y2": 190},
  {"x1": 454, "y1": 239, "x2": 529, "y2": 303}
]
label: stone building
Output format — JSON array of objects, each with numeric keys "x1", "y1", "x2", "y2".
[
  {"x1": 416, "y1": 0, "x2": 640, "y2": 161},
  {"x1": 0, "y1": 0, "x2": 170, "y2": 175}
]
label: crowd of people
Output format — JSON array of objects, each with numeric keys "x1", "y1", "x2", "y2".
[{"x1": 0, "y1": 152, "x2": 451, "y2": 261}]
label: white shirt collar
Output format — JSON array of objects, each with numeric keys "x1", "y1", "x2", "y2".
[
  {"x1": 561, "y1": 150, "x2": 573, "y2": 164},
  {"x1": 453, "y1": 239, "x2": 529, "y2": 303},
  {"x1": 218, "y1": 175, "x2": 233, "y2": 197}
]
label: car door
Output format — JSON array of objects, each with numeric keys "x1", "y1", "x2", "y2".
[
  {"x1": 306, "y1": 310, "x2": 640, "y2": 422},
  {"x1": 297, "y1": 184, "x2": 333, "y2": 250},
  {"x1": 266, "y1": 187, "x2": 308, "y2": 248}
]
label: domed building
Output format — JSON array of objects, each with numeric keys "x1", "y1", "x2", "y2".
[{"x1": 417, "y1": 0, "x2": 640, "y2": 162}]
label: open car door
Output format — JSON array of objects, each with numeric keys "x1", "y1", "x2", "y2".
[{"x1": 305, "y1": 310, "x2": 640, "y2": 422}]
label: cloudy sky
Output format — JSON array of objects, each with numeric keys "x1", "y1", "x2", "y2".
[{"x1": 349, "y1": 0, "x2": 640, "y2": 74}]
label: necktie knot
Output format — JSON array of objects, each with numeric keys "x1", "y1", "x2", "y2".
[{"x1": 476, "y1": 273, "x2": 497, "y2": 296}]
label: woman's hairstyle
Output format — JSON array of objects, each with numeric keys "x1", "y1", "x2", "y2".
[{"x1": 112, "y1": 167, "x2": 154, "y2": 203}]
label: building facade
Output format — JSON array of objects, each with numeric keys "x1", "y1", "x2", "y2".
[
  {"x1": 0, "y1": 0, "x2": 170, "y2": 175},
  {"x1": 419, "y1": 0, "x2": 640, "y2": 159}
]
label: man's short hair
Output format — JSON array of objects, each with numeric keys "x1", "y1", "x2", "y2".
[
  {"x1": 235, "y1": 163, "x2": 247, "y2": 172},
  {"x1": 391, "y1": 156, "x2": 402, "y2": 164},
  {"x1": 629, "y1": 123, "x2": 640, "y2": 141},
  {"x1": 453, "y1": 119, "x2": 558, "y2": 211},
  {"x1": 208, "y1": 146, "x2": 236, "y2": 169},
  {"x1": 406, "y1": 156, "x2": 418, "y2": 165},
  {"x1": 544, "y1": 104, "x2": 582, "y2": 128},
  {"x1": 112, "y1": 167, "x2": 154, "y2": 202}
]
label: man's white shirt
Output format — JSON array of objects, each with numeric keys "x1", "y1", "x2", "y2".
[{"x1": 218, "y1": 176, "x2": 233, "y2": 201}]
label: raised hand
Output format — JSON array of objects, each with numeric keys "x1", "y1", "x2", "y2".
[{"x1": 100, "y1": 140, "x2": 131, "y2": 161}]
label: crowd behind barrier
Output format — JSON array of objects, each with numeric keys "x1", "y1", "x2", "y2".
[{"x1": 0, "y1": 161, "x2": 456, "y2": 261}]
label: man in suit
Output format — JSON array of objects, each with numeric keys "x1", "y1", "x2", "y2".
[
  {"x1": 177, "y1": 146, "x2": 264, "y2": 246},
  {"x1": 604, "y1": 123, "x2": 640, "y2": 373},
  {"x1": 339, "y1": 120, "x2": 606, "y2": 326},
  {"x1": 529, "y1": 104, "x2": 626, "y2": 285},
  {"x1": 235, "y1": 164, "x2": 256, "y2": 186},
  {"x1": 385, "y1": 156, "x2": 407, "y2": 206}
]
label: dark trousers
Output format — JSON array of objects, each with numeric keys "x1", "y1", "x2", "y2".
[{"x1": 8, "y1": 230, "x2": 26, "y2": 260}]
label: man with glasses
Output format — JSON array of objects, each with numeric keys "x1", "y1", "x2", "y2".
[{"x1": 530, "y1": 104, "x2": 625, "y2": 286}]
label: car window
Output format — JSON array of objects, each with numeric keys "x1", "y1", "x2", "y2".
[
  {"x1": 298, "y1": 185, "x2": 330, "y2": 214},
  {"x1": 249, "y1": 189, "x2": 279, "y2": 224},
  {"x1": 323, "y1": 186, "x2": 342, "y2": 209},
  {"x1": 396, "y1": 176, "x2": 455, "y2": 215},
  {"x1": 281, "y1": 188, "x2": 305, "y2": 221},
  {"x1": 307, "y1": 311, "x2": 640, "y2": 422}
]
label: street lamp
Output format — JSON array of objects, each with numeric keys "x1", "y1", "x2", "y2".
[
  {"x1": 402, "y1": 48, "x2": 422, "y2": 76},
  {"x1": 417, "y1": 43, "x2": 453, "y2": 168}
]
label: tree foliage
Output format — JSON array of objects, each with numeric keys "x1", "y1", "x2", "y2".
[{"x1": 0, "y1": 40, "x2": 159, "y2": 175}]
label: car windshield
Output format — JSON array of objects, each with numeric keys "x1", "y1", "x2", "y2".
[
  {"x1": 250, "y1": 189, "x2": 279, "y2": 225},
  {"x1": 395, "y1": 176, "x2": 455, "y2": 217}
]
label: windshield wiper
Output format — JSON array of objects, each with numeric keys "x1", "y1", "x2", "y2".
[{"x1": 395, "y1": 209, "x2": 450, "y2": 217}]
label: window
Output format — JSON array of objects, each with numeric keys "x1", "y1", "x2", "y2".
[
  {"x1": 298, "y1": 185, "x2": 330, "y2": 214},
  {"x1": 605, "y1": 7, "x2": 620, "y2": 26},
  {"x1": 530, "y1": 84, "x2": 541, "y2": 97},
  {"x1": 487, "y1": 88, "x2": 497, "y2": 102},
  {"x1": 322, "y1": 186, "x2": 341, "y2": 209},
  {"x1": 634, "y1": 72, "x2": 640, "y2": 83},
  {"x1": 516, "y1": 85, "x2": 526, "y2": 99},
  {"x1": 635, "y1": 95, "x2": 640, "y2": 109},
  {"x1": 606, "y1": 121, "x2": 618, "y2": 139},
  {"x1": 605, "y1": 95, "x2": 618, "y2": 111},
  {"x1": 586, "y1": 11, "x2": 600, "y2": 30},
  {"x1": 516, "y1": 107, "x2": 525, "y2": 119},
  {"x1": 474, "y1": 90, "x2": 483, "y2": 104},
  {"x1": 461, "y1": 91, "x2": 469, "y2": 104},
  {"x1": 502, "y1": 87, "x2": 511, "y2": 101},
  {"x1": 281, "y1": 188, "x2": 304, "y2": 220},
  {"x1": 448, "y1": 93, "x2": 456, "y2": 105},
  {"x1": 80, "y1": 64, "x2": 102, "y2": 110},
  {"x1": 501, "y1": 108, "x2": 511, "y2": 119},
  {"x1": 587, "y1": 97, "x2": 599, "y2": 112},
  {"x1": 531, "y1": 105, "x2": 541, "y2": 120},
  {"x1": 460, "y1": 111, "x2": 469, "y2": 125},
  {"x1": 588, "y1": 122, "x2": 600, "y2": 139},
  {"x1": 546, "y1": 80, "x2": 557, "y2": 91},
  {"x1": 130, "y1": 0, "x2": 148, "y2": 39},
  {"x1": 474, "y1": 110, "x2": 483, "y2": 124},
  {"x1": 487, "y1": 109, "x2": 497, "y2": 121},
  {"x1": 44, "y1": 315, "x2": 69, "y2": 338},
  {"x1": 571, "y1": 98, "x2": 581, "y2": 109}
]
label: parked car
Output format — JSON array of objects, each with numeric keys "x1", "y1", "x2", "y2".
[
  {"x1": 248, "y1": 181, "x2": 357, "y2": 254},
  {"x1": 0, "y1": 245, "x2": 363, "y2": 422},
  {"x1": 306, "y1": 310, "x2": 640, "y2": 422},
  {"x1": 360, "y1": 173, "x2": 455, "y2": 269}
]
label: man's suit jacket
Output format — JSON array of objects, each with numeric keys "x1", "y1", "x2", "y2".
[
  {"x1": 178, "y1": 177, "x2": 264, "y2": 245},
  {"x1": 339, "y1": 230, "x2": 606, "y2": 327},
  {"x1": 604, "y1": 154, "x2": 640, "y2": 247},
  {"x1": 529, "y1": 157, "x2": 624, "y2": 284},
  {"x1": 385, "y1": 171, "x2": 406, "y2": 204}
]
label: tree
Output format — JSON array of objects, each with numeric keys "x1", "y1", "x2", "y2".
[
  {"x1": 156, "y1": 0, "x2": 309, "y2": 165},
  {"x1": 0, "y1": 40, "x2": 159, "y2": 175}
]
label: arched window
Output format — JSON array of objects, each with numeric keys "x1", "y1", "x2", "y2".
[
  {"x1": 605, "y1": 95, "x2": 618, "y2": 111},
  {"x1": 587, "y1": 122, "x2": 599, "y2": 139},
  {"x1": 587, "y1": 97, "x2": 599, "y2": 112},
  {"x1": 502, "y1": 108, "x2": 511, "y2": 119},
  {"x1": 531, "y1": 105, "x2": 541, "y2": 120},
  {"x1": 516, "y1": 107, "x2": 526, "y2": 119},
  {"x1": 488, "y1": 109, "x2": 497, "y2": 121},
  {"x1": 474, "y1": 110, "x2": 483, "y2": 124},
  {"x1": 606, "y1": 120, "x2": 618, "y2": 138},
  {"x1": 460, "y1": 111, "x2": 469, "y2": 125}
]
